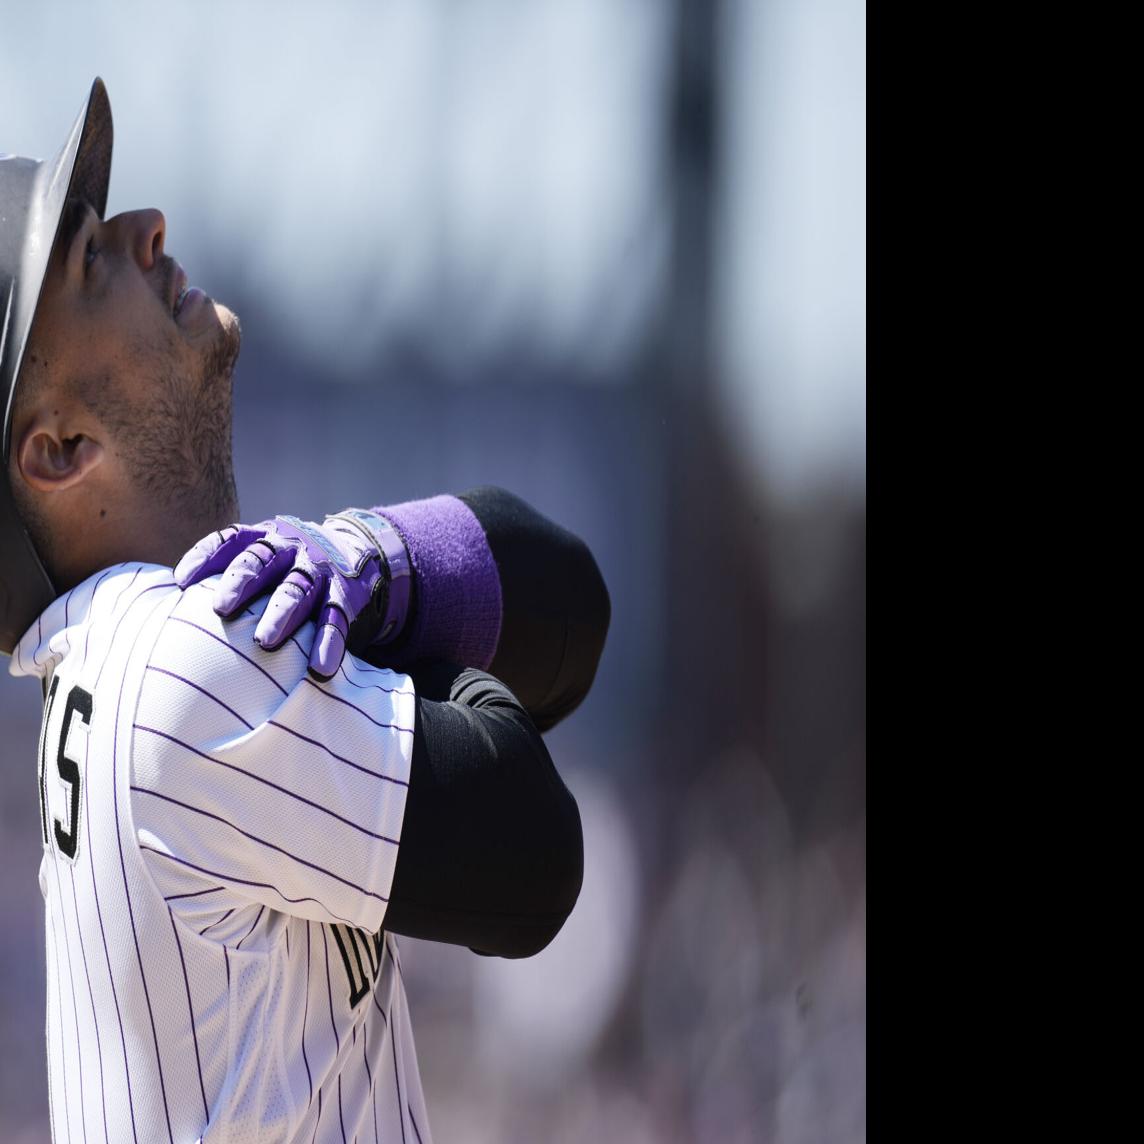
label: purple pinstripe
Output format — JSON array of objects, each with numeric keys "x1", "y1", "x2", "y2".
[
  {"x1": 83, "y1": 633, "x2": 141, "y2": 1144},
  {"x1": 389, "y1": 935, "x2": 417, "y2": 1143},
  {"x1": 134, "y1": 725, "x2": 405, "y2": 840},
  {"x1": 200, "y1": 908, "x2": 235, "y2": 937},
  {"x1": 167, "y1": 607, "x2": 415, "y2": 733},
  {"x1": 302, "y1": 678, "x2": 414, "y2": 735},
  {"x1": 236, "y1": 905, "x2": 265, "y2": 950},
  {"x1": 371, "y1": 987, "x2": 389, "y2": 1028},
  {"x1": 79, "y1": 569, "x2": 117, "y2": 668},
  {"x1": 321, "y1": 927, "x2": 350, "y2": 1144},
  {"x1": 303, "y1": 923, "x2": 314, "y2": 1106},
  {"x1": 67, "y1": 870, "x2": 109, "y2": 1143},
  {"x1": 92, "y1": 569, "x2": 146, "y2": 691},
  {"x1": 184, "y1": 580, "x2": 415, "y2": 695},
  {"x1": 146, "y1": 655, "x2": 408, "y2": 786},
  {"x1": 134, "y1": 784, "x2": 396, "y2": 908},
  {"x1": 169, "y1": 615, "x2": 288, "y2": 695},
  {"x1": 364, "y1": 1023, "x2": 379, "y2": 1144},
  {"x1": 165, "y1": 885, "x2": 225, "y2": 902},
  {"x1": 139, "y1": 845, "x2": 374, "y2": 927},
  {"x1": 336, "y1": 662, "x2": 414, "y2": 698},
  {"x1": 145, "y1": 665, "x2": 254, "y2": 729},
  {"x1": 266, "y1": 720, "x2": 409, "y2": 786},
  {"x1": 390, "y1": 1015, "x2": 407, "y2": 1144},
  {"x1": 111, "y1": 590, "x2": 178, "y2": 1144},
  {"x1": 56, "y1": 870, "x2": 88, "y2": 1142},
  {"x1": 167, "y1": 905, "x2": 209, "y2": 1123},
  {"x1": 49, "y1": 915, "x2": 72, "y2": 1144}
]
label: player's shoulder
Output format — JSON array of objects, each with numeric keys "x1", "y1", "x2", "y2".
[
  {"x1": 140, "y1": 577, "x2": 417, "y2": 760},
  {"x1": 147, "y1": 577, "x2": 308, "y2": 702},
  {"x1": 9, "y1": 562, "x2": 179, "y2": 680}
]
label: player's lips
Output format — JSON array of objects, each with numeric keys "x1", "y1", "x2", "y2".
[
  {"x1": 170, "y1": 260, "x2": 207, "y2": 324},
  {"x1": 175, "y1": 286, "x2": 207, "y2": 323}
]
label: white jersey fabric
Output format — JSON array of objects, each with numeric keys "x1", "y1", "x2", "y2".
[{"x1": 10, "y1": 563, "x2": 433, "y2": 1144}]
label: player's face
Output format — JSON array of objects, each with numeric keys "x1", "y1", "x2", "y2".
[{"x1": 27, "y1": 200, "x2": 242, "y2": 521}]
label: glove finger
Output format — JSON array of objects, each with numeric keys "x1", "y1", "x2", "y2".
[
  {"x1": 213, "y1": 542, "x2": 296, "y2": 617},
  {"x1": 254, "y1": 569, "x2": 323, "y2": 650},
  {"x1": 308, "y1": 603, "x2": 350, "y2": 681},
  {"x1": 174, "y1": 526, "x2": 266, "y2": 588}
]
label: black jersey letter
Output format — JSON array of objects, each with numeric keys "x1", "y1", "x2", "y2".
[{"x1": 52, "y1": 686, "x2": 92, "y2": 861}]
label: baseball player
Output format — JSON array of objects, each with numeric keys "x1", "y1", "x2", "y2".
[{"x1": 1, "y1": 79, "x2": 609, "y2": 1143}]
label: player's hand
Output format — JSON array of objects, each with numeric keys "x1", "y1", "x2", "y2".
[{"x1": 173, "y1": 512, "x2": 412, "y2": 680}]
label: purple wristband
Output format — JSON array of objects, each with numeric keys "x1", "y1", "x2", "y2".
[{"x1": 373, "y1": 495, "x2": 502, "y2": 670}]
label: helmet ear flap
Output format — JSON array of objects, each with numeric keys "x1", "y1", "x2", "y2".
[
  {"x1": 0, "y1": 469, "x2": 54, "y2": 655},
  {"x1": 0, "y1": 78, "x2": 114, "y2": 655}
]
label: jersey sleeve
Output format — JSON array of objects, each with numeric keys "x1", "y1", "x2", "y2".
[{"x1": 128, "y1": 585, "x2": 415, "y2": 934}]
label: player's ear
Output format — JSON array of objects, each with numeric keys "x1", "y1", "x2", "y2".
[{"x1": 14, "y1": 410, "x2": 106, "y2": 494}]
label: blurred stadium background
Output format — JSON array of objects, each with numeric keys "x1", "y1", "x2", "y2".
[{"x1": 0, "y1": 1, "x2": 865, "y2": 1140}]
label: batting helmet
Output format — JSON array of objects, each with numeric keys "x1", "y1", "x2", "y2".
[{"x1": 1, "y1": 78, "x2": 113, "y2": 655}]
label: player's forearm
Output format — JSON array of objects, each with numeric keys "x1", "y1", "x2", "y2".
[
  {"x1": 373, "y1": 486, "x2": 610, "y2": 733},
  {"x1": 383, "y1": 662, "x2": 584, "y2": 958}
]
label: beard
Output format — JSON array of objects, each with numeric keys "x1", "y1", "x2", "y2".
[
  {"x1": 97, "y1": 309, "x2": 243, "y2": 529},
  {"x1": 175, "y1": 321, "x2": 241, "y2": 524}
]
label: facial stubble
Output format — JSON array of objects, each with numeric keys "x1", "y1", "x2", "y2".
[{"x1": 102, "y1": 311, "x2": 242, "y2": 528}]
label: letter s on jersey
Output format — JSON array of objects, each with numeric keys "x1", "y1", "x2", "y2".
[{"x1": 38, "y1": 679, "x2": 93, "y2": 862}]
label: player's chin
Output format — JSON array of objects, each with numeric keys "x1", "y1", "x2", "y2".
[
  {"x1": 183, "y1": 298, "x2": 241, "y2": 364},
  {"x1": 209, "y1": 301, "x2": 243, "y2": 373}
]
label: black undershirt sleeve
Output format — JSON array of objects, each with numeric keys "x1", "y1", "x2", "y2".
[
  {"x1": 382, "y1": 661, "x2": 584, "y2": 958},
  {"x1": 373, "y1": 489, "x2": 606, "y2": 956},
  {"x1": 457, "y1": 487, "x2": 611, "y2": 733}
]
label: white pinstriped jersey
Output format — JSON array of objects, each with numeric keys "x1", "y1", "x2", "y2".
[{"x1": 10, "y1": 563, "x2": 433, "y2": 1144}]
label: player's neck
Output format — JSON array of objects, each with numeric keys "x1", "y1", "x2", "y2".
[{"x1": 46, "y1": 491, "x2": 236, "y2": 592}]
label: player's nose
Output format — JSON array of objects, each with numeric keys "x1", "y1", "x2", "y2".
[{"x1": 109, "y1": 208, "x2": 166, "y2": 270}]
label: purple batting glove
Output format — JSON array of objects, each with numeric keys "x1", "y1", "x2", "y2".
[
  {"x1": 174, "y1": 524, "x2": 279, "y2": 589},
  {"x1": 174, "y1": 510, "x2": 412, "y2": 680}
]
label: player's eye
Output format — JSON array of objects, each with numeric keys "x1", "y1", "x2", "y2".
[{"x1": 84, "y1": 235, "x2": 99, "y2": 273}]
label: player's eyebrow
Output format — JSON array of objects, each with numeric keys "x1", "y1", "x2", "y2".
[{"x1": 54, "y1": 197, "x2": 92, "y2": 270}]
